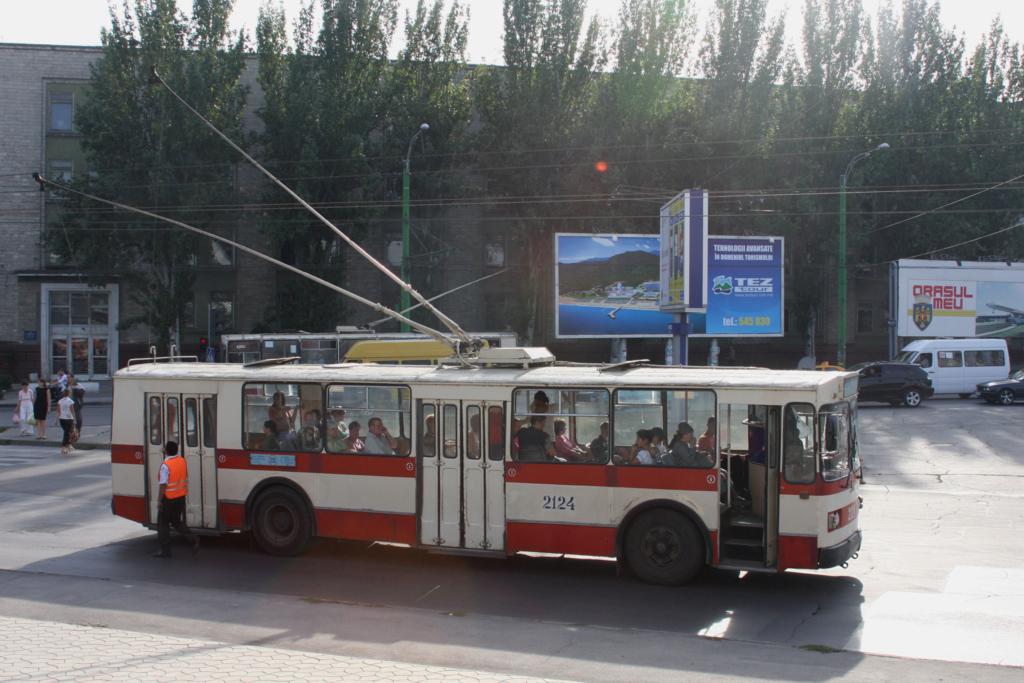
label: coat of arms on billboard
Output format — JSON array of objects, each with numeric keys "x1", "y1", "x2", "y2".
[{"x1": 913, "y1": 301, "x2": 933, "y2": 331}]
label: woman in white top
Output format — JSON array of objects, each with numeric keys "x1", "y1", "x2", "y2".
[
  {"x1": 57, "y1": 389, "x2": 76, "y2": 456},
  {"x1": 16, "y1": 382, "x2": 34, "y2": 435}
]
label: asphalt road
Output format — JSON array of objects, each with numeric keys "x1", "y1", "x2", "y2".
[{"x1": 0, "y1": 397, "x2": 1021, "y2": 680}]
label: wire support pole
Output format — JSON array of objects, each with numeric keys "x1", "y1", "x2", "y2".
[{"x1": 148, "y1": 69, "x2": 472, "y2": 346}]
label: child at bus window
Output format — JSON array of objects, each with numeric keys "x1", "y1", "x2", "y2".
[
  {"x1": 553, "y1": 419, "x2": 588, "y2": 462},
  {"x1": 650, "y1": 427, "x2": 669, "y2": 463},
  {"x1": 261, "y1": 420, "x2": 280, "y2": 450}
]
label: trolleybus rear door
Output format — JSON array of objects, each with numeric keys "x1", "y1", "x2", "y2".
[
  {"x1": 181, "y1": 394, "x2": 218, "y2": 529},
  {"x1": 437, "y1": 402, "x2": 462, "y2": 547},
  {"x1": 462, "y1": 402, "x2": 506, "y2": 551},
  {"x1": 419, "y1": 399, "x2": 506, "y2": 551},
  {"x1": 145, "y1": 393, "x2": 217, "y2": 529}
]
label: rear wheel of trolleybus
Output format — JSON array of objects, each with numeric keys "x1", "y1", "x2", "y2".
[
  {"x1": 624, "y1": 509, "x2": 705, "y2": 585},
  {"x1": 251, "y1": 487, "x2": 312, "y2": 557}
]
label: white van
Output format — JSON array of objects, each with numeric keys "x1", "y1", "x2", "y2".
[{"x1": 896, "y1": 338, "x2": 1010, "y2": 396}]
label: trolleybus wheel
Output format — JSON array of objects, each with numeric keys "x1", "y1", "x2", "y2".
[
  {"x1": 252, "y1": 487, "x2": 312, "y2": 556},
  {"x1": 625, "y1": 509, "x2": 704, "y2": 585}
]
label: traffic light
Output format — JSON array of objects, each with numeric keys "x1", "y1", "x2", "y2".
[{"x1": 199, "y1": 337, "x2": 208, "y2": 356}]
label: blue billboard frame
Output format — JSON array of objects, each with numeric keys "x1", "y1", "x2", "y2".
[{"x1": 689, "y1": 235, "x2": 785, "y2": 337}]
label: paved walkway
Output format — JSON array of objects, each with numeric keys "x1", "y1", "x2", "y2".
[{"x1": 0, "y1": 615, "x2": 564, "y2": 682}]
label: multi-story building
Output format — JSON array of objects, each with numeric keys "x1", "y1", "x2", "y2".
[{"x1": 0, "y1": 42, "x2": 495, "y2": 382}]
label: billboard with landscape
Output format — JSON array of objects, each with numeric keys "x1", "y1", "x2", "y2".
[{"x1": 555, "y1": 233, "x2": 672, "y2": 338}]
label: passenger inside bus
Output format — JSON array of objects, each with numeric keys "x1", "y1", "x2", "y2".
[
  {"x1": 650, "y1": 427, "x2": 669, "y2": 462},
  {"x1": 363, "y1": 417, "x2": 397, "y2": 455},
  {"x1": 587, "y1": 422, "x2": 610, "y2": 464},
  {"x1": 326, "y1": 424, "x2": 346, "y2": 451},
  {"x1": 552, "y1": 418, "x2": 589, "y2": 462},
  {"x1": 261, "y1": 420, "x2": 280, "y2": 450},
  {"x1": 467, "y1": 413, "x2": 481, "y2": 459},
  {"x1": 268, "y1": 391, "x2": 294, "y2": 434},
  {"x1": 421, "y1": 413, "x2": 436, "y2": 457},
  {"x1": 624, "y1": 429, "x2": 655, "y2": 465},
  {"x1": 345, "y1": 421, "x2": 364, "y2": 452},
  {"x1": 514, "y1": 415, "x2": 555, "y2": 461}
]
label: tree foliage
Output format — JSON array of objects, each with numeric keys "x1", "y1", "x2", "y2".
[{"x1": 49, "y1": 0, "x2": 247, "y2": 349}]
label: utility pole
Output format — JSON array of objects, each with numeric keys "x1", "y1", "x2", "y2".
[{"x1": 401, "y1": 123, "x2": 429, "y2": 332}]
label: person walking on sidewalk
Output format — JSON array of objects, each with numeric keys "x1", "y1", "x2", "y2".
[
  {"x1": 69, "y1": 375, "x2": 85, "y2": 433},
  {"x1": 32, "y1": 377, "x2": 49, "y2": 440},
  {"x1": 57, "y1": 389, "x2": 76, "y2": 456},
  {"x1": 16, "y1": 382, "x2": 34, "y2": 436},
  {"x1": 154, "y1": 441, "x2": 199, "y2": 559}
]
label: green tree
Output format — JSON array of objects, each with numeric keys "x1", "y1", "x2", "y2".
[
  {"x1": 475, "y1": 0, "x2": 605, "y2": 341},
  {"x1": 256, "y1": 0, "x2": 399, "y2": 331},
  {"x1": 48, "y1": 0, "x2": 248, "y2": 350}
]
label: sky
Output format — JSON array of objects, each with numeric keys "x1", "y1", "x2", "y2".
[
  {"x1": 1, "y1": 0, "x2": 1022, "y2": 65},
  {"x1": 558, "y1": 234, "x2": 659, "y2": 264}
]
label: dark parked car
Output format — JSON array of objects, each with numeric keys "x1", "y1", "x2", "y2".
[
  {"x1": 849, "y1": 361, "x2": 934, "y2": 407},
  {"x1": 978, "y1": 369, "x2": 1024, "y2": 406}
]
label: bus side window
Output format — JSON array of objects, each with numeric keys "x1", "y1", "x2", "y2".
[
  {"x1": 166, "y1": 397, "x2": 180, "y2": 445},
  {"x1": 784, "y1": 403, "x2": 815, "y2": 484},
  {"x1": 148, "y1": 397, "x2": 162, "y2": 446},
  {"x1": 185, "y1": 398, "x2": 198, "y2": 448},
  {"x1": 202, "y1": 398, "x2": 216, "y2": 449},
  {"x1": 466, "y1": 406, "x2": 481, "y2": 459},
  {"x1": 420, "y1": 404, "x2": 437, "y2": 457},
  {"x1": 487, "y1": 405, "x2": 505, "y2": 461}
]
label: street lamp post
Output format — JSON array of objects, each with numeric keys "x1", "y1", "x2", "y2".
[
  {"x1": 401, "y1": 122, "x2": 430, "y2": 332},
  {"x1": 838, "y1": 142, "x2": 889, "y2": 367}
]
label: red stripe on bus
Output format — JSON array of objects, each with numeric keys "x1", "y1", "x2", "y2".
[
  {"x1": 219, "y1": 502, "x2": 245, "y2": 529},
  {"x1": 111, "y1": 444, "x2": 144, "y2": 465},
  {"x1": 779, "y1": 477, "x2": 855, "y2": 497},
  {"x1": 506, "y1": 462, "x2": 718, "y2": 491},
  {"x1": 315, "y1": 509, "x2": 416, "y2": 544},
  {"x1": 777, "y1": 535, "x2": 818, "y2": 570},
  {"x1": 112, "y1": 494, "x2": 147, "y2": 523},
  {"x1": 506, "y1": 521, "x2": 617, "y2": 557},
  {"x1": 216, "y1": 449, "x2": 415, "y2": 478}
]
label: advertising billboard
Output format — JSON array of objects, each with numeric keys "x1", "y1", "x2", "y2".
[
  {"x1": 896, "y1": 259, "x2": 1024, "y2": 338},
  {"x1": 556, "y1": 233, "x2": 672, "y2": 338},
  {"x1": 691, "y1": 236, "x2": 785, "y2": 337},
  {"x1": 659, "y1": 189, "x2": 708, "y2": 312}
]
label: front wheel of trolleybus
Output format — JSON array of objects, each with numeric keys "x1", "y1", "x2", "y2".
[{"x1": 624, "y1": 509, "x2": 705, "y2": 585}]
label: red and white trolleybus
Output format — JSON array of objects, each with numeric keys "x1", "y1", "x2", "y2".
[{"x1": 110, "y1": 348, "x2": 862, "y2": 584}]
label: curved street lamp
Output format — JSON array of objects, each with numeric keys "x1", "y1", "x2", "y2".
[
  {"x1": 401, "y1": 122, "x2": 430, "y2": 332},
  {"x1": 838, "y1": 142, "x2": 889, "y2": 366}
]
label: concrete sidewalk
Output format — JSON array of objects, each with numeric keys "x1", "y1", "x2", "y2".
[
  {"x1": 0, "y1": 615, "x2": 561, "y2": 682},
  {"x1": 0, "y1": 421, "x2": 110, "y2": 449}
]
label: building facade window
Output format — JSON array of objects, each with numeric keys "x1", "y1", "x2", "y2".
[
  {"x1": 48, "y1": 91, "x2": 74, "y2": 132},
  {"x1": 209, "y1": 291, "x2": 234, "y2": 334},
  {"x1": 48, "y1": 159, "x2": 73, "y2": 183},
  {"x1": 857, "y1": 304, "x2": 873, "y2": 334}
]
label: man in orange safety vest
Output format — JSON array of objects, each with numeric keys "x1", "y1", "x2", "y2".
[{"x1": 154, "y1": 440, "x2": 199, "y2": 558}]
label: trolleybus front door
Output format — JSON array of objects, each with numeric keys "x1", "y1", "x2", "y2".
[
  {"x1": 145, "y1": 393, "x2": 217, "y2": 530},
  {"x1": 418, "y1": 400, "x2": 506, "y2": 551}
]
